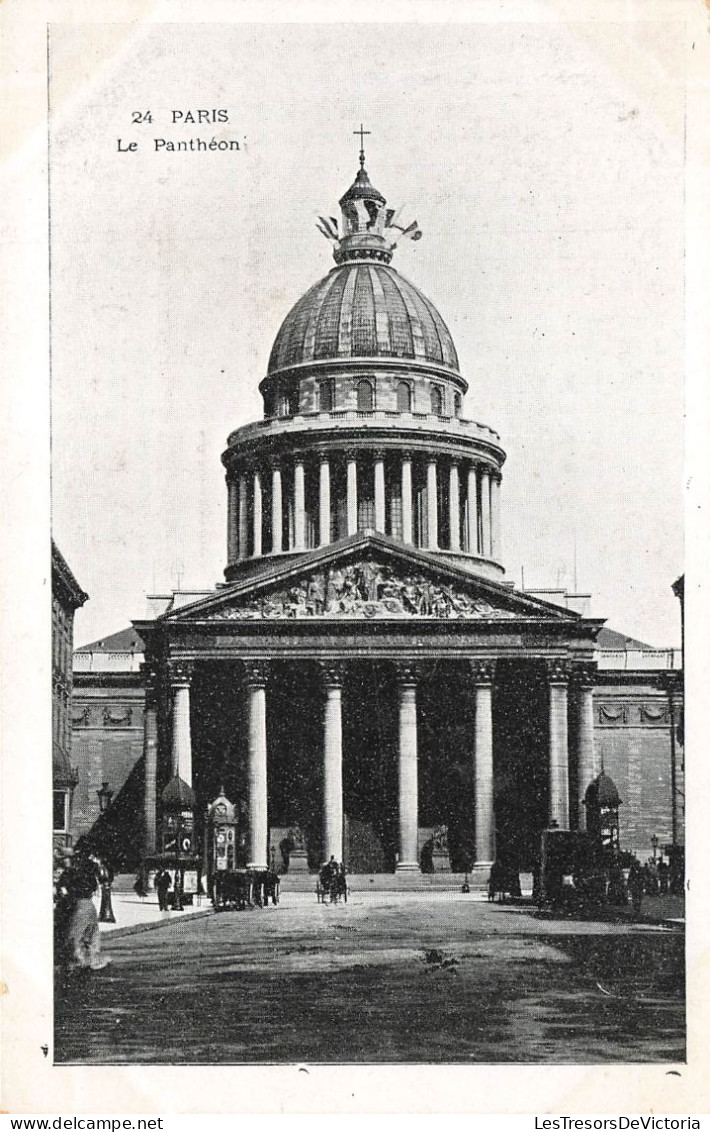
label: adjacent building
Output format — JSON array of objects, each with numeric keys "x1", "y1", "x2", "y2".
[{"x1": 52, "y1": 540, "x2": 88, "y2": 849}]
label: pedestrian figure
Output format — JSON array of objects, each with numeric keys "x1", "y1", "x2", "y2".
[
  {"x1": 154, "y1": 868, "x2": 172, "y2": 911},
  {"x1": 94, "y1": 855, "x2": 115, "y2": 923},
  {"x1": 628, "y1": 859, "x2": 645, "y2": 916},
  {"x1": 58, "y1": 846, "x2": 111, "y2": 973},
  {"x1": 658, "y1": 858, "x2": 669, "y2": 895}
]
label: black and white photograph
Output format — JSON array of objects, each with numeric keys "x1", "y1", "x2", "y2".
[{"x1": 3, "y1": 0, "x2": 709, "y2": 1118}]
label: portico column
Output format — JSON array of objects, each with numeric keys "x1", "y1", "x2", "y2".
[
  {"x1": 480, "y1": 466, "x2": 492, "y2": 558},
  {"x1": 319, "y1": 455, "x2": 331, "y2": 547},
  {"x1": 238, "y1": 472, "x2": 249, "y2": 560},
  {"x1": 470, "y1": 660, "x2": 496, "y2": 867},
  {"x1": 271, "y1": 463, "x2": 283, "y2": 554},
  {"x1": 245, "y1": 661, "x2": 269, "y2": 870},
  {"x1": 252, "y1": 469, "x2": 263, "y2": 557},
  {"x1": 227, "y1": 477, "x2": 238, "y2": 565},
  {"x1": 449, "y1": 461, "x2": 461, "y2": 551},
  {"x1": 547, "y1": 659, "x2": 571, "y2": 829},
  {"x1": 374, "y1": 451, "x2": 386, "y2": 532},
  {"x1": 395, "y1": 664, "x2": 420, "y2": 873},
  {"x1": 294, "y1": 459, "x2": 306, "y2": 551},
  {"x1": 169, "y1": 660, "x2": 194, "y2": 786},
  {"x1": 320, "y1": 663, "x2": 344, "y2": 863},
  {"x1": 490, "y1": 473, "x2": 501, "y2": 562},
  {"x1": 573, "y1": 664, "x2": 598, "y2": 830},
  {"x1": 141, "y1": 663, "x2": 158, "y2": 857},
  {"x1": 426, "y1": 459, "x2": 438, "y2": 550},
  {"x1": 467, "y1": 463, "x2": 478, "y2": 554},
  {"x1": 401, "y1": 453, "x2": 413, "y2": 544},
  {"x1": 346, "y1": 452, "x2": 358, "y2": 536}
]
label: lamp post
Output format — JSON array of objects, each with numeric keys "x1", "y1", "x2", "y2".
[{"x1": 96, "y1": 781, "x2": 116, "y2": 924}]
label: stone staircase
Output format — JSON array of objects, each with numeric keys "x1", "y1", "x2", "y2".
[{"x1": 279, "y1": 869, "x2": 491, "y2": 893}]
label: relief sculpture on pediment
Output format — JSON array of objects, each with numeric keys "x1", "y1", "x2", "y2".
[{"x1": 206, "y1": 559, "x2": 519, "y2": 621}]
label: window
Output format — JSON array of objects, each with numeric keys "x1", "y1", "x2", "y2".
[
  {"x1": 430, "y1": 385, "x2": 444, "y2": 415},
  {"x1": 454, "y1": 392, "x2": 462, "y2": 418},
  {"x1": 53, "y1": 790, "x2": 68, "y2": 833},
  {"x1": 288, "y1": 387, "x2": 300, "y2": 416},
  {"x1": 319, "y1": 380, "x2": 334, "y2": 413},
  {"x1": 278, "y1": 390, "x2": 291, "y2": 417},
  {"x1": 356, "y1": 379, "x2": 374, "y2": 412},
  {"x1": 396, "y1": 381, "x2": 412, "y2": 412}
]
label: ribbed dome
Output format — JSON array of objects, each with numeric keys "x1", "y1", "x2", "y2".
[{"x1": 268, "y1": 263, "x2": 459, "y2": 375}]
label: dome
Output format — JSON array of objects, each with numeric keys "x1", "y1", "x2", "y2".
[
  {"x1": 267, "y1": 262, "x2": 460, "y2": 376},
  {"x1": 161, "y1": 775, "x2": 196, "y2": 811},
  {"x1": 585, "y1": 771, "x2": 622, "y2": 809}
]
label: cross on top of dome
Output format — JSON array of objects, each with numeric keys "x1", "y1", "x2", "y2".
[{"x1": 354, "y1": 122, "x2": 371, "y2": 169}]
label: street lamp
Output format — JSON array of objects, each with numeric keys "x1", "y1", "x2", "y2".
[
  {"x1": 95, "y1": 781, "x2": 116, "y2": 924},
  {"x1": 97, "y1": 781, "x2": 114, "y2": 812},
  {"x1": 650, "y1": 834, "x2": 659, "y2": 861}
]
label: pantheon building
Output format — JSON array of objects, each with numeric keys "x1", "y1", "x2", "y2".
[{"x1": 76, "y1": 150, "x2": 682, "y2": 877}]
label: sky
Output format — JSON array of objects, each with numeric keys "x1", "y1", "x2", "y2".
[{"x1": 48, "y1": 18, "x2": 686, "y2": 648}]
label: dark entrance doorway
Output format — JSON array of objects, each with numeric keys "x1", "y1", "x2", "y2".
[{"x1": 493, "y1": 660, "x2": 548, "y2": 870}]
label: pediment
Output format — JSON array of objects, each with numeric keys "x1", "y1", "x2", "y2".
[{"x1": 166, "y1": 535, "x2": 577, "y2": 624}]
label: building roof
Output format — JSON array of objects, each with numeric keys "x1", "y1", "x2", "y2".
[
  {"x1": 51, "y1": 540, "x2": 88, "y2": 612},
  {"x1": 267, "y1": 262, "x2": 459, "y2": 376},
  {"x1": 596, "y1": 627, "x2": 655, "y2": 651},
  {"x1": 76, "y1": 626, "x2": 145, "y2": 653}
]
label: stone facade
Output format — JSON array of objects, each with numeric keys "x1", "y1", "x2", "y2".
[{"x1": 51, "y1": 541, "x2": 87, "y2": 848}]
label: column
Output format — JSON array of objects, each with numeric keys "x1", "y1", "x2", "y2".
[
  {"x1": 547, "y1": 659, "x2": 570, "y2": 829},
  {"x1": 374, "y1": 451, "x2": 386, "y2": 533},
  {"x1": 320, "y1": 663, "x2": 344, "y2": 863},
  {"x1": 226, "y1": 477, "x2": 238, "y2": 565},
  {"x1": 470, "y1": 660, "x2": 495, "y2": 866},
  {"x1": 245, "y1": 662, "x2": 269, "y2": 870},
  {"x1": 573, "y1": 663, "x2": 598, "y2": 830},
  {"x1": 467, "y1": 464, "x2": 478, "y2": 554},
  {"x1": 271, "y1": 463, "x2": 283, "y2": 554},
  {"x1": 401, "y1": 454, "x2": 413, "y2": 544},
  {"x1": 141, "y1": 663, "x2": 158, "y2": 857},
  {"x1": 346, "y1": 452, "x2": 358, "y2": 536},
  {"x1": 294, "y1": 459, "x2": 306, "y2": 551},
  {"x1": 252, "y1": 469, "x2": 263, "y2": 557},
  {"x1": 169, "y1": 660, "x2": 193, "y2": 786},
  {"x1": 426, "y1": 459, "x2": 438, "y2": 550},
  {"x1": 480, "y1": 466, "x2": 491, "y2": 558},
  {"x1": 319, "y1": 455, "x2": 331, "y2": 547},
  {"x1": 449, "y1": 461, "x2": 461, "y2": 551},
  {"x1": 238, "y1": 472, "x2": 249, "y2": 560},
  {"x1": 395, "y1": 664, "x2": 420, "y2": 872},
  {"x1": 490, "y1": 473, "x2": 501, "y2": 562}
]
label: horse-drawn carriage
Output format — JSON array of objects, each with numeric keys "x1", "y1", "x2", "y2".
[
  {"x1": 212, "y1": 867, "x2": 280, "y2": 911},
  {"x1": 316, "y1": 861, "x2": 348, "y2": 904}
]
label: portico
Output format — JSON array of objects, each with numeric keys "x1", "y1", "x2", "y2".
[{"x1": 135, "y1": 534, "x2": 602, "y2": 876}]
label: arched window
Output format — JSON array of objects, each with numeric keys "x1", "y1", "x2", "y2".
[
  {"x1": 356, "y1": 379, "x2": 374, "y2": 412},
  {"x1": 288, "y1": 386, "x2": 300, "y2": 416},
  {"x1": 454, "y1": 392, "x2": 462, "y2": 418},
  {"x1": 319, "y1": 380, "x2": 334, "y2": 413},
  {"x1": 430, "y1": 384, "x2": 444, "y2": 415},
  {"x1": 396, "y1": 381, "x2": 412, "y2": 413}
]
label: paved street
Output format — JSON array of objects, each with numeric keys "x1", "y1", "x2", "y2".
[{"x1": 55, "y1": 891, "x2": 684, "y2": 1065}]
